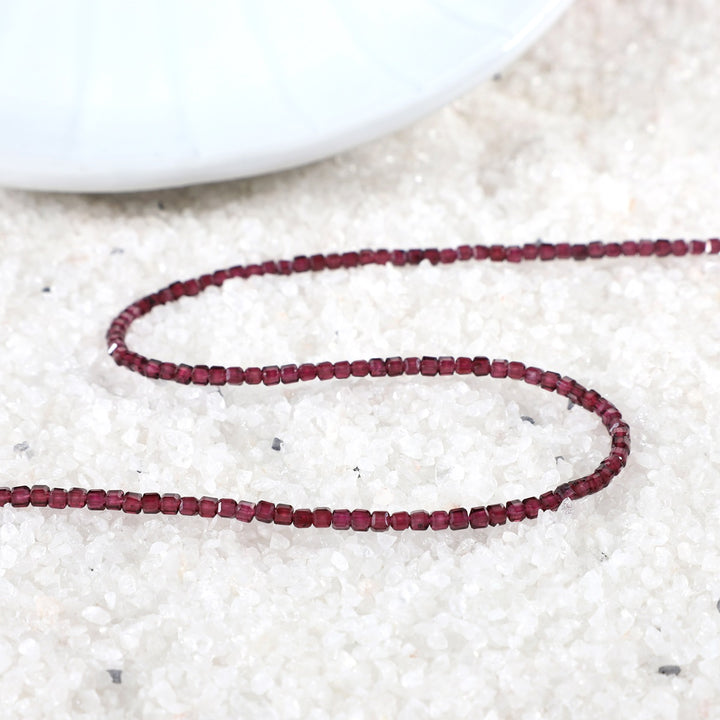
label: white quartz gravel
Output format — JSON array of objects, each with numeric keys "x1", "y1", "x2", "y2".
[{"x1": 1, "y1": 1, "x2": 720, "y2": 718}]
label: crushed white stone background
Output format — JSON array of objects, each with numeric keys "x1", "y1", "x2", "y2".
[{"x1": 1, "y1": 1, "x2": 720, "y2": 718}]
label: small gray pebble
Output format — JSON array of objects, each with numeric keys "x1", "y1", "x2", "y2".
[
  {"x1": 716, "y1": 597, "x2": 720, "y2": 613},
  {"x1": 13, "y1": 441, "x2": 29, "y2": 453},
  {"x1": 107, "y1": 669, "x2": 122, "y2": 684},
  {"x1": 271, "y1": 437, "x2": 283, "y2": 451},
  {"x1": 520, "y1": 416, "x2": 535, "y2": 424},
  {"x1": 567, "y1": 399, "x2": 575, "y2": 410},
  {"x1": 658, "y1": 665, "x2": 681, "y2": 676}
]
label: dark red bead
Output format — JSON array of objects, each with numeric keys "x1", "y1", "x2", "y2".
[
  {"x1": 507, "y1": 361, "x2": 525, "y2": 380},
  {"x1": 192, "y1": 365, "x2": 210, "y2": 385},
  {"x1": 690, "y1": 240, "x2": 705, "y2": 254},
  {"x1": 524, "y1": 366, "x2": 542, "y2": 385},
  {"x1": 332, "y1": 509, "x2": 351, "y2": 530},
  {"x1": 506, "y1": 246, "x2": 523, "y2": 263},
  {"x1": 448, "y1": 508, "x2": 469, "y2": 530},
  {"x1": 391, "y1": 250, "x2": 407, "y2": 265},
  {"x1": 325, "y1": 253, "x2": 343, "y2": 269},
  {"x1": 420, "y1": 357, "x2": 438, "y2": 376},
  {"x1": 474, "y1": 245, "x2": 490, "y2": 260},
  {"x1": 369, "y1": 358, "x2": 387, "y2": 377},
  {"x1": 571, "y1": 244, "x2": 588, "y2": 260},
  {"x1": 160, "y1": 494, "x2": 181, "y2": 514},
  {"x1": 105, "y1": 490, "x2": 124, "y2": 510},
  {"x1": 523, "y1": 497, "x2": 541, "y2": 519},
  {"x1": 175, "y1": 364, "x2": 193, "y2": 384},
  {"x1": 654, "y1": 239, "x2": 672, "y2": 257},
  {"x1": 439, "y1": 248, "x2": 458, "y2": 263},
  {"x1": 122, "y1": 492, "x2": 142, "y2": 514},
  {"x1": 262, "y1": 366, "x2": 281, "y2": 385},
  {"x1": 244, "y1": 367, "x2": 262, "y2": 384},
  {"x1": 489, "y1": 245, "x2": 506, "y2": 261},
  {"x1": 359, "y1": 249, "x2": 376, "y2": 265},
  {"x1": 671, "y1": 240, "x2": 688, "y2": 256},
  {"x1": 472, "y1": 356, "x2": 491, "y2": 376},
  {"x1": 86, "y1": 489, "x2": 107, "y2": 510},
  {"x1": 158, "y1": 362, "x2": 177, "y2": 381},
  {"x1": 522, "y1": 243, "x2": 540, "y2": 260},
  {"x1": 621, "y1": 240, "x2": 638, "y2": 256},
  {"x1": 410, "y1": 510, "x2": 430, "y2": 531},
  {"x1": 292, "y1": 255, "x2": 311, "y2": 272},
  {"x1": 280, "y1": 364, "x2": 299, "y2": 383},
  {"x1": 29, "y1": 485, "x2": 49, "y2": 507},
  {"x1": 298, "y1": 363, "x2": 317, "y2": 381},
  {"x1": 555, "y1": 483, "x2": 575, "y2": 501},
  {"x1": 208, "y1": 366, "x2": 227, "y2": 385},
  {"x1": 430, "y1": 511, "x2": 449, "y2": 531},
  {"x1": 274, "y1": 504, "x2": 293, "y2": 525},
  {"x1": 0, "y1": 488, "x2": 10, "y2": 506},
  {"x1": 11, "y1": 486, "x2": 31, "y2": 507},
  {"x1": 490, "y1": 359, "x2": 509, "y2": 378},
  {"x1": 67, "y1": 488, "x2": 87, "y2": 508},
  {"x1": 406, "y1": 248, "x2": 424, "y2": 265},
  {"x1": 312, "y1": 507, "x2": 332, "y2": 528},
  {"x1": 144, "y1": 359, "x2": 161, "y2": 379},
  {"x1": 424, "y1": 248, "x2": 440, "y2": 265},
  {"x1": 570, "y1": 478, "x2": 591, "y2": 498},
  {"x1": 709, "y1": 238, "x2": 720, "y2": 254},
  {"x1": 292, "y1": 509, "x2": 313, "y2": 528},
  {"x1": 341, "y1": 251, "x2": 359, "y2": 268},
  {"x1": 309, "y1": 254, "x2": 326, "y2": 271},
  {"x1": 539, "y1": 491, "x2": 561, "y2": 511},
  {"x1": 333, "y1": 361, "x2": 351, "y2": 379},
  {"x1": 487, "y1": 504, "x2": 507, "y2": 526},
  {"x1": 227, "y1": 367, "x2": 245, "y2": 384},
  {"x1": 404, "y1": 357, "x2": 421, "y2": 375},
  {"x1": 540, "y1": 371, "x2": 560, "y2": 391},
  {"x1": 142, "y1": 493, "x2": 161, "y2": 514},
  {"x1": 351, "y1": 360, "x2": 370, "y2": 377},
  {"x1": 179, "y1": 496, "x2": 199, "y2": 515},
  {"x1": 390, "y1": 511, "x2": 411, "y2": 531},
  {"x1": 455, "y1": 357, "x2": 472, "y2": 374},
  {"x1": 386, "y1": 357, "x2": 404, "y2": 376},
  {"x1": 371, "y1": 511, "x2": 390, "y2": 531},
  {"x1": 218, "y1": 498, "x2": 237, "y2": 518},
  {"x1": 316, "y1": 362, "x2": 334, "y2": 380},
  {"x1": 438, "y1": 356, "x2": 455, "y2": 375},
  {"x1": 197, "y1": 496, "x2": 218, "y2": 518},
  {"x1": 469, "y1": 506, "x2": 489, "y2": 528},
  {"x1": 183, "y1": 279, "x2": 200, "y2": 296},
  {"x1": 169, "y1": 281, "x2": 185, "y2": 299},
  {"x1": 588, "y1": 241, "x2": 605, "y2": 258},
  {"x1": 556, "y1": 376, "x2": 574, "y2": 397},
  {"x1": 457, "y1": 244, "x2": 473, "y2": 260},
  {"x1": 350, "y1": 509, "x2": 372, "y2": 531},
  {"x1": 236, "y1": 501, "x2": 256, "y2": 523},
  {"x1": 638, "y1": 239, "x2": 654, "y2": 256},
  {"x1": 556, "y1": 243, "x2": 571, "y2": 259},
  {"x1": 506, "y1": 499, "x2": 525, "y2": 522},
  {"x1": 581, "y1": 389, "x2": 601, "y2": 411},
  {"x1": 255, "y1": 500, "x2": 276, "y2": 523},
  {"x1": 539, "y1": 244, "x2": 556, "y2": 260},
  {"x1": 604, "y1": 242, "x2": 621, "y2": 257},
  {"x1": 48, "y1": 488, "x2": 68, "y2": 509}
]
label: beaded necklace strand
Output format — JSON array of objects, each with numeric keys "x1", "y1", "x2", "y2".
[{"x1": 6, "y1": 238, "x2": 717, "y2": 531}]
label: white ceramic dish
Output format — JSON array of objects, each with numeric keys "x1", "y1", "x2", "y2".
[{"x1": 0, "y1": 0, "x2": 572, "y2": 192}]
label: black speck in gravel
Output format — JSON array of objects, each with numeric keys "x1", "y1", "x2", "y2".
[
  {"x1": 157, "y1": 201, "x2": 165, "y2": 210},
  {"x1": 13, "y1": 441, "x2": 29, "y2": 453},
  {"x1": 658, "y1": 665, "x2": 681, "y2": 676},
  {"x1": 107, "y1": 669, "x2": 122, "y2": 684},
  {"x1": 271, "y1": 437, "x2": 283, "y2": 451},
  {"x1": 42, "y1": 286, "x2": 51, "y2": 293},
  {"x1": 716, "y1": 597, "x2": 720, "y2": 613},
  {"x1": 555, "y1": 455, "x2": 565, "y2": 463},
  {"x1": 110, "y1": 247, "x2": 124, "y2": 255},
  {"x1": 567, "y1": 399, "x2": 575, "y2": 410},
  {"x1": 521, "y1": 416, "x2": 535, "y2": 424}
]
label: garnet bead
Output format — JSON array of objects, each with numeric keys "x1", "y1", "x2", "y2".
[
  {"x1": 448, "y1": 508, "x2": 469, "y2": 530},
  {"x1": 350, "y1": 509, "x2": 372, "y2": 531},
  {"x1": 105, "y1": 490, "x2": 124, "y2": 510},
  {"x1": 86, "y1": 489, "x2": 107, "y2": 510},
  {"x1": 410, "y1": 510, "x2": 430, "y2": 531},
  {"x1": 293, "y1": 509, "x2": 313, "y2": 528},
  {"x1": 487, "y1": 504, "x2": 507, "y2": 526},
  {"x1": 30, "y1": 485, "x2": 50, "y2": 507},
  {"x1": 390, "y1": 511, "x2": 411, "y2": 531},
  {"x1": 236, "y1": 501, "x2": 256, "y2": 523},
  {"x1": 160, "y1": 494, "x2": 181, "y2": 514},
  {"x1": 122, "y1": 492, "x2": 142, "y2": 514},
  {"x1": 11, "y1": 486, "x2": 31, "y2": 507},
  {"x1": 312, "y1": 507, "x2": 332, "y2": 528},
  {"x1": 48, "y1": 488, "x2": 68, "y2": 509},
  {"x1": 255, "y1": 501, "x2": 276, "y2": 523},
  {"x1": 506, "y1": 500, "x2": 525, "y2": 522},
  {"x1": 199, "y1": 496, "x2": 219, "y2": 518},
  {"x1": 218, "y1": 498, "x2": 237, "y2": 518},
  {"x1": 371, "y1": 511, "x2": 390, "y2": 531},
  {"x1": 469, "y1": 506, "x2": 489, "y2": 529},
  {"x1": 274, "y1": 504, "x2": 293, "y2": 525},
  {"x1": 332, "y1": 509, "x2": 351, "y2": 530},
  {"x1": 142, "y1": 493, "x2": 161, "y2": 514},
  {"x1": 430, "y1": 511, "x2": 450, "y2": 531},
  {"x1": 179, "y1": 496, "x2": 199, "y2": 515}
]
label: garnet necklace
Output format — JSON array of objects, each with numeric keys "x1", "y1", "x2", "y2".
[{"x1": 7, "y1": 239, "x2": 718, "y2": 531}]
